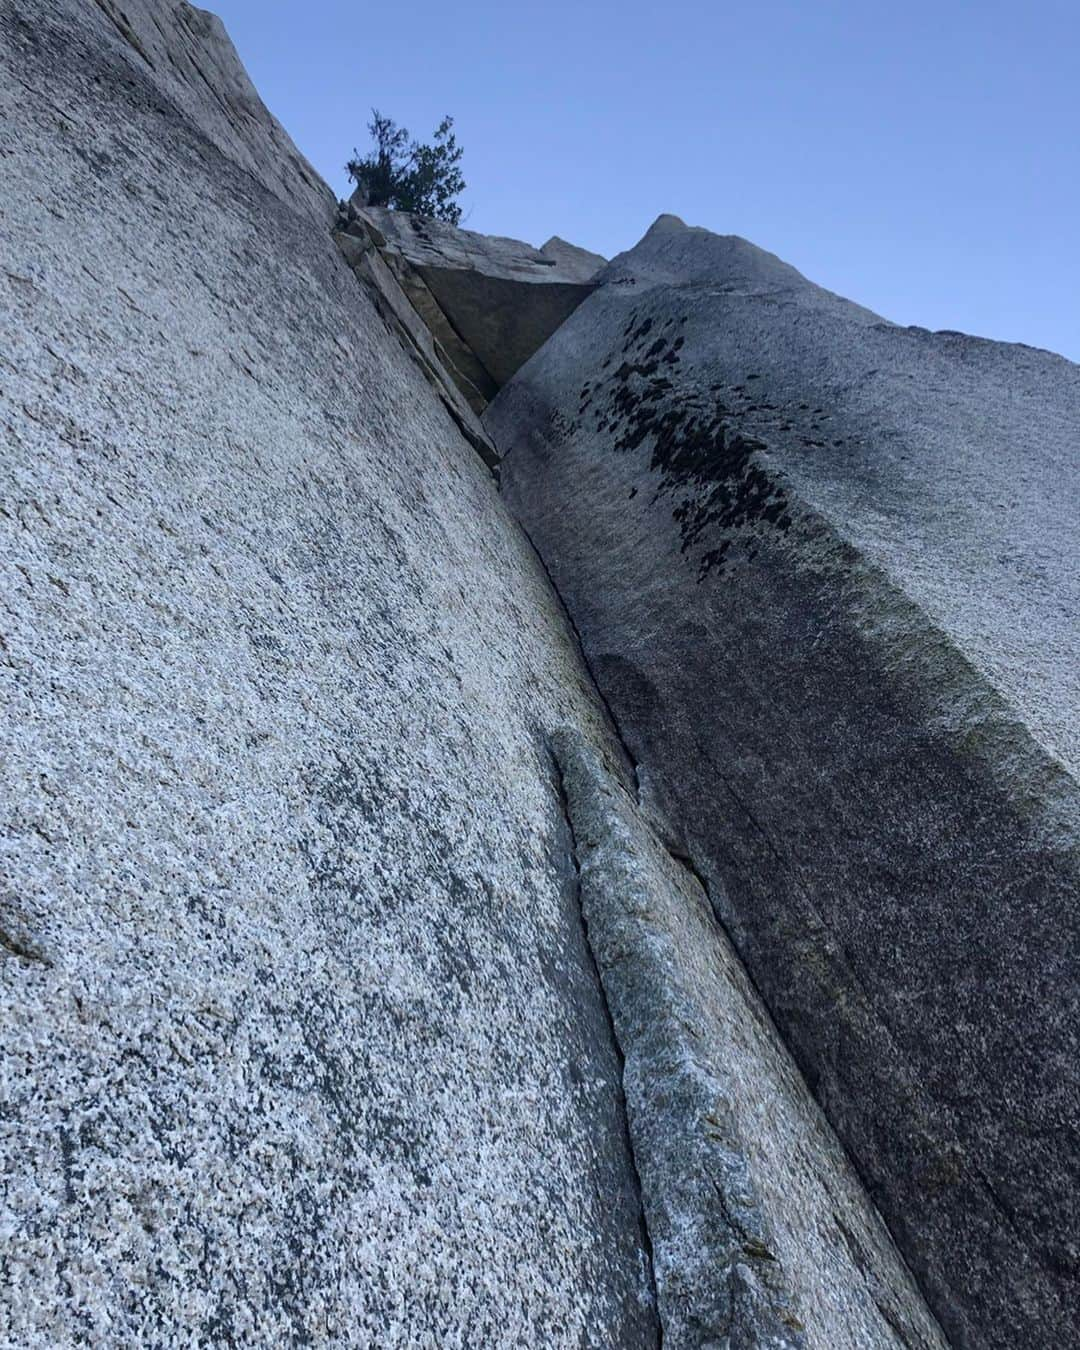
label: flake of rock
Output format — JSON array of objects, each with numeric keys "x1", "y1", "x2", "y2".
[{"x1": 353, "y1": 202, "x2": 604, "y2": 390}]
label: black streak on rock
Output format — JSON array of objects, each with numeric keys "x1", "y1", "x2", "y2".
[{"x1": 594, "y1": 339, "x2": 792, "y2": 578}]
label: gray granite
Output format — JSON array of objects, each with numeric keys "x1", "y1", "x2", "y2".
[
  {"x1": 492, "y1": 213, "x2": 1080, "y2": 1349},
  {"x1": 539, "y1": 236, "x2": 608, "y2": 283},
  {"x1": 87, "y1": 0, "x2": 335, "y2": 226},
  {"x1": 9, "y1": 4, "x2": 1067, "y2": 1342},
  {"x1": 553, "y1": 730, "x2": 946, "y2": 1350},
  {"x1": 0, "y1": 2, "x2": 656, "y2": 1342}
]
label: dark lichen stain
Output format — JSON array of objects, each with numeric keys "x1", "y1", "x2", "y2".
[
  {"x1": 621, "y1": 317, "x2": 654, "y2": 353},
  {"x1": 582, "y1": 322, "x2": 792, "y2": 579}
]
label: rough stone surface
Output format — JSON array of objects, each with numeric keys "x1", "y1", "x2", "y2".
[
  {"x1": 87, "y1": 0, "x2": 334, "y2": 225},
  {"x1": 353, "y1": 203, "x2": 604, "y2": 389},
  {"x1": 333, "y1": 227, "x2": 499, "y2": 465},
  {"x1": 8, "y1": 3, "x2": 1070, "y2": 1343},
  {"x1": 553, "y1": 730, "x2": 945, "y2": 1350},
  {"x1": 0, "y1": 3, "x2": 657, "y2": 1343},
  {"x1": 493, "y1": 214, "x2": 1080, "y2": 1350}
]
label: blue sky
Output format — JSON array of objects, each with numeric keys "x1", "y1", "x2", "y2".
[{"x1": 213, "y1": 1, "x2": 1078, "y2": 361}]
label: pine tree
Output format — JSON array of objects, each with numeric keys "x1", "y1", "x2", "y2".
[{"x1": 346, "y1": 111, "x2": 465, "y2": 224}]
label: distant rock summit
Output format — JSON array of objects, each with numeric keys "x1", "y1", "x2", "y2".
[{"x1": 2, "y1": 3, "x2": 1076, "y2": 1348}]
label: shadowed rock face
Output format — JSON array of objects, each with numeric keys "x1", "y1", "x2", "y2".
[
  {"x1": 0, "y1": 2, "x2": 656, "y2": 1343},
  {"x1": 553, "y1": 731, "x2": 945, "y2": 1350},
  {"x1": 492, "y1": 214, "x2": 1080, "y2": 1350}
]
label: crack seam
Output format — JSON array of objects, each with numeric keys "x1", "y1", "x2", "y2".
[{"x1": 550, "y1": 749, "x2": 663, "y2": 1347}]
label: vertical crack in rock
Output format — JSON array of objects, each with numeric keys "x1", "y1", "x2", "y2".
[
  {"x1": 550, "y1": 728, "x2": 948, "y2": 1350},
  {"x1": 518, "y1": 515, "x2": 640, "y2": 793},
  {"x1": 551, "y1": 751, "x2": 662, "y2": 1345},
  {"x1": 550, "y1": 732, "x2": 805, "y2": 1348}
]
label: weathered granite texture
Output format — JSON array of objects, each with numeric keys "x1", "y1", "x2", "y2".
[
  {"x1": 7, "y1": 1, "x2": 1069, "y2": 1342},
  {"x1": 340, "y1": 201, "x2": 604, "y2": 398},
  {"x1": 87, "y1": 0, "x2": 335, "y2": 225},
  {"x1": 538, "y1": 236, "x2": 609, "y2": 283},
  {"x1": 492, "y1": 214, "x2": 1080, "y2": 1349},
  {"x1": 0, "y1": 2, "x2": 656, "y2": 1342},
  {"x1": 553, "y1": 730, "x2": 945, "y2": 1350}
]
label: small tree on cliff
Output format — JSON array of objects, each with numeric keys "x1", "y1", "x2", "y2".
[{"x1": 346, "y1": 111, "x2": 465, "y2": 224}]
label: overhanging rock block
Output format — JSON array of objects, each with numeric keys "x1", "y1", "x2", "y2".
[
  {"x1": 492, "y1": 212, "x2": 1080, "y2": 1350},
  {"x1": 349, "y1": 202, "x2": 605, "y2": 395},
  {"x1": 333, "y1": 227, "x2": 500, "y2": 467}
]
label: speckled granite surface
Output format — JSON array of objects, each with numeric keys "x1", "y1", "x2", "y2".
[
  {"x1": 0, "y1": 3, "x2": 656, "y2": 1342},
  {"x1": 7, "y1": 4, "x2": 1069, "y2": 1345}
]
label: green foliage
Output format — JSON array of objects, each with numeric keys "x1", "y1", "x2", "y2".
[{"x1": 346, "y1": 110, "x2": 465, "y2": 224}]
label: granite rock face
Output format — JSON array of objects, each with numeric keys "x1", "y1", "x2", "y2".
[
  {"x1": 538, "y1": 235, "x2": 609, "y2": 283},
  {"x1": 86, "y1": 0, "x2": 335, "y2": 225},
  {"x1": 493, "y1": 214, "x2": 1080, "y2": 1349},
  {"x1": 340, "y1": 201, "x2": 604, "y2": 401},
  {"x1": 553, "y1": 730, "x2": 945, "y2": 1350},
  {"x1": 0, "y1": 3, "x2": 655, "y2": 1342},
  {"x1": 5, "y1": 1, "x2": 1073, "y2": 1344}
]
